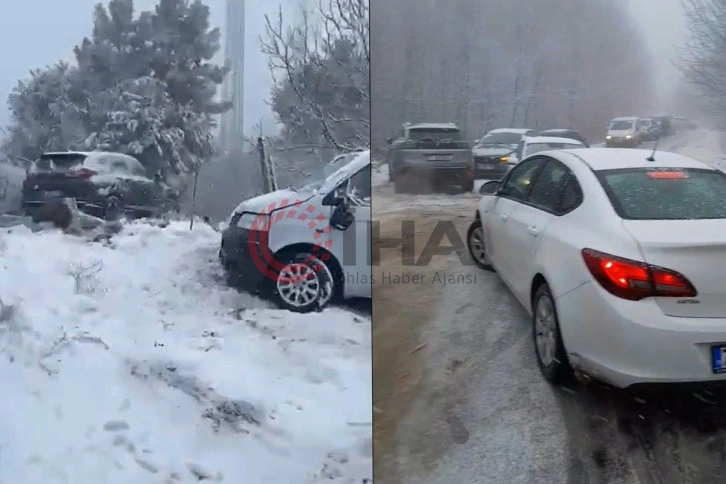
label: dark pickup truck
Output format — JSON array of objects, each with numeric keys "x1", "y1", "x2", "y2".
[{"x1": 385, "y1": 123, "x2": 474, "y2": 194}]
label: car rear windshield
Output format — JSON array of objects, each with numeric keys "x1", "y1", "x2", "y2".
[
  {"x1": 34, "y1": 153, "x2": 87, "y2": 171},
  {"x1": 610, "y1": 120, "x2": 634, "y2": 130},
  {"x1": 597, "y1": 168, "x2": 726, "y2": 220},
  {"x1": 407, "y1": 127, "x2": 462, "y2": 141}
]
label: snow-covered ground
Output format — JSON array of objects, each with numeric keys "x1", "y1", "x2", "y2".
[
  {"x1": 0, "y1": 220, "x2": 371, "y2": 483},
  {"x1": 0, "y1": 161, "x2": 24, "y2": 214}
]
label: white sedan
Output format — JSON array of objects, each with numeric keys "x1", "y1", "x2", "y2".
[{"x1": 466, "y1": 147, "x2": 726, "y2": 388}]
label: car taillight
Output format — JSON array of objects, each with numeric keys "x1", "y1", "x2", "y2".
[
  {"x1": 581, "y1": 248, "x2": 696, "y2": 301},
  {"x1": 69, "y1": 168, "x2": 97, "y2": 178}
]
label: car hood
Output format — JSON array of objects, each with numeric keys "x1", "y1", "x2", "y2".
[
  {"x1": 231, "y1": 188, "x2": 314, "y2": 216},
  {"x1": 472, "y1": 145, "x2": 516, "y2": 157}
]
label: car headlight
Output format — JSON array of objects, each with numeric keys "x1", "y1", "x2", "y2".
[
  {"x1": 625, "y1": 134, "x2": 632, "y2": 139},
  {"x1": 230, "y1": 212, "x2": 269, "y2": 230},
  {"x1": 606, "y1": 135, "x2": 612, "y2": 139},
  {"x1": 500, "y1": 156, "x2": 509, "y2": 162}
]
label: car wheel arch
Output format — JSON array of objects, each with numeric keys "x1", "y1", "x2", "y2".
[
  {"x1": 272, "y1": 242, "x2": 345, "y2": 298},
  {"x1": 530, "y1": 273, "x2": 549, "y2": 312}
]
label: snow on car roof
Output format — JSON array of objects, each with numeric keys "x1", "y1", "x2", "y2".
[
  {"x1": 564, "y1": 148, "x2": 711, "y2": 171},
  {"x1": 408, "y1": 123, "x2": 459, "y2": 130},
  {"x1": 488, "y1": 128, "x2": 532, "y2": 134},
  {"x1": 527, "y1": 136, "x2": 584, "y2": 145},
  {"x1": 611, "y1": 117, "x2": 638, "y2": 122},
  {"x1": 41, "y1": 151, "x2": 94, "y2": 157},
  {"x1": 318, "y1": 150, "x2": 370, "y2": 193}
]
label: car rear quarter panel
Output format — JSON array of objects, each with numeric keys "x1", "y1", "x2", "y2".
[{"x1": 531, "y1": 155, "x2": 646, "y2": 304}]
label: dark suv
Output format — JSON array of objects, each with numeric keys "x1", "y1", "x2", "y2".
[
  {"x1": 22, "y1": 151, "x2": 177, "y2": 220},
  {"x1": 386, "y1": 123, "x2": 474, "y2": 193}
]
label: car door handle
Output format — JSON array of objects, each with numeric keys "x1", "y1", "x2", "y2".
[
  {"x1": 499, "y1": 213, "x2": 508, "y2": 221},
  {"x1": 527, "y1": 226, "x2": 539, "y2": 236}
]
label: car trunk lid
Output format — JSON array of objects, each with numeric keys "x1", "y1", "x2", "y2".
[{"x1": 622, "y1": 219, "x2": 726, "y2": 318}]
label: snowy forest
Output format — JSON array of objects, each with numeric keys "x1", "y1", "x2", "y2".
[
  {"x1": 371, "y1": 0, "x2": 656, "y2": 149},
  {"x1": 679, "y1": 0, "x2": 726, "y2": 128}
]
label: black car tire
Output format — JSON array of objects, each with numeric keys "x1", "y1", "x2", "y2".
[
  {"x1": 104, "y1": 195, "x2": 123, "y2": 221},
  {"x1": 466, "y1": 219, "x2": 495, "y2": 272},
  {"x1": 532, "y1": 283, "x2": 574, "y2": 385}
]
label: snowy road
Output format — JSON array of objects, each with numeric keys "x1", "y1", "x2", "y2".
[
  {"x1": 373, "y1": 130, "x2": 726, "y2": 484},
  {"x1": 0, "y1": 220, "x2": 371, "y2": 483}
]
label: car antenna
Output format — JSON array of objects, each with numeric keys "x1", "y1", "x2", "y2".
[{"x1": 646, "y1": 133, "x2": 660, "y2": 162}]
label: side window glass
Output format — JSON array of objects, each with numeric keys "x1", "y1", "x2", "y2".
[
  {"x1": 347, "y1": 165, "x2": 371, "y2": 206},
  {"x1": 558, "y1": 172, "x2": 582, "y2": 213},
  {"x1": 528, "y1": 161, "x2": 568, "y2": 211},
  {"x1": 500, "y1": 158, "x2": 545, "y2": 201}
]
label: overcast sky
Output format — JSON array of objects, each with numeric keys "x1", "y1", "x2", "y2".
[
  {"x1": 0, "y1": 0, "x2": 304, "y2": 134},
  {"x1": 0, "y1": 0, "x2": 687, "y2": 133}
]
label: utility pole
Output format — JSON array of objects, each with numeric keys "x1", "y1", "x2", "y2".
[{"x1": 257, "y1": 136, "x2": 270, "y2": 193}]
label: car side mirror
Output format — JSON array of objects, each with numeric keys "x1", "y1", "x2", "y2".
[
  {"x1": 330, "y1": 204, "x2": 354, "y2": 230},
  {"x1": 479, "y1": 180, "x2": 500, "y2": 195},
  {"x1": 386, "y1": 137, "x2": 393, "y2": 144}
]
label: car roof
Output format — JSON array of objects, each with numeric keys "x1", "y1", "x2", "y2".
[
  {"x1": 527, "y1": 136, "x2": 583, "y2": 145},
  {"x1": 487, "y1": 128, "x2": 533, "y2": 134},
  {"x1": 611, "y1": 117, "x2": 638, "y2": 122},
  {"x1": 562, "y1": 148, "x2": 712, "y2": 171},
  {"x1": 539, "y1": 128, "x2": 576, "y2": 133},
  {"x1": 408, "y1": 122, "x2": 459, "y2": 130}
]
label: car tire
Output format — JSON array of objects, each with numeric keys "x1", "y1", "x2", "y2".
[
  {"x1": 532, "y1": 283, "x2": 573, "y2": 385},
  {"x1": 466, "y1": 219, "x2": 495, "y2": 272},
  {"x1": 104, "y1": 195, "x2": 123, "y2": 221},
  {"x1": 266, "y1": 250, "x2": 336, "y2": 313}
]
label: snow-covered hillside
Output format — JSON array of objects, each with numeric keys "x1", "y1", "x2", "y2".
[{"x1": 0, "y1": 220, "x2": 371, "y2": 483}]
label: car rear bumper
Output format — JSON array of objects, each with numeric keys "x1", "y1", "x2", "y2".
[
  {"x1": 557, "y1": 281, "x2": 726, "y2": 388},
  {"x1": 219, "y1": 226, "x2": 265, "y2": 292}
]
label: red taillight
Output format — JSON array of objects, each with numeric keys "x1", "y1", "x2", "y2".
[
  {"x1": 69, "y1": 168, "x2": 97, "y2": 178},
  {"x1": 581, "y1": 248, "x2": 696, "y2": 301}
]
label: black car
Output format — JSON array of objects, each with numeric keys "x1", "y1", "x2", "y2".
[
  {"x1": 22, "y1": 151, "x2": 177, "y2": 220},
  {"x1": 538, "y1": 129, "x2": 589, "y2": 147}
]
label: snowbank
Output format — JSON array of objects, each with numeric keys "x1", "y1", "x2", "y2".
[
  {"x1": 0, "y1": 221, "x2": 371, "y2": 483},
  {"x1": 0, "y1": 162, "x2": 24, "y2": 214}
]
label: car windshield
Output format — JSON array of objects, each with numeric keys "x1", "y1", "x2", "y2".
[
  {"x1": 295, "y1": 153, "x2": 356, "y2": 191},
  {"x1": 597, "y1": 168, "x2": 726, "y2": 219},
  {"x1": 408, "y1": 127, "x2": 462, "y2": 141},
  {"x1": 477, "y1": 132, "x2": 521, "y2": 146},
  {"x1": 525, "y1": 142, "x2": 581, "y2": 156},
  {"x1": 610, "y1": 120, "x2": 634, "y2": 130}
]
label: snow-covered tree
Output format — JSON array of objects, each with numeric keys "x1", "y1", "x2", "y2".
[
  {"x1": 262, "y1": 0, "x2": 370, "y2": 150},
  {"x1": 2, "y1": 0, "x2": 228, "y2": 176}
]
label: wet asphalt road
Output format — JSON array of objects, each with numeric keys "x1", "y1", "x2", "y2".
[
  {"x1": 396, "y1": 249, "x2": 726, "y2": 484},
  {"x1": 389, "y1": 130, "x2": 726, "y2": 484}
]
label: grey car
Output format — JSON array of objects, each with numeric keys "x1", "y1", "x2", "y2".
[{"x1": 385, "y1": 123, "x2": 474, "y2": 194}]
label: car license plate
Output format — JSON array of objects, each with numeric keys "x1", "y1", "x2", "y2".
[
  {"x1": 428, "y1": 155, "x2": 452, "y2": 161},
  {"x1": 711, "y1": 345, "x2": 726, "y2": 373},
  {"x1": 43, "y1": 190, "x2": 64, "y2": 199}
]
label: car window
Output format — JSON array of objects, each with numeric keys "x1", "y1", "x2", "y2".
[
  {"x1": 347, "y1": 165, "x2": 371, "y2": 206},
  {"x1": 500, "y1": 158, "x2": 546, "y2": 201},
  {"x1": 559, "y1": 172, "x2": 583, "y2": 212},
  {"x1": 527, "y1": 160, "x2": 569, "y2": 211},
  {"x1": 597, "y1": 168, "x2": 726, "y2": 219}
]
